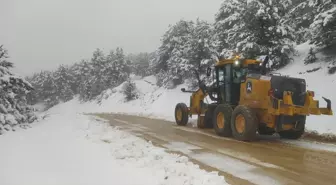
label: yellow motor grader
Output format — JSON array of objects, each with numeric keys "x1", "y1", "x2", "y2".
[{"x1": 174, "y1": 56, "x2": 333, "y2": 141}]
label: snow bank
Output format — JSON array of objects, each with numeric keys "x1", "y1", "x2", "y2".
[
  {"x1": 0, "y1": 112, "x2": 227, "y2": 185},
  {"x1": 48, "y1": 75, "x2": 201, "y2": 123}
]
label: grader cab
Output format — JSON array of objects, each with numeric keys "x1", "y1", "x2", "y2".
[{"x1": 174, "y1": 56, "x2": 333, "y2": 141}]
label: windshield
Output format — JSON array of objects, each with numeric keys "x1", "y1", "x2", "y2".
[
  {"x1": 216, "y1": 65, "x2": 247, "y2": 84},
  {"x1": 247, "y1": 63, "x2": 262, "y2": 73},
  {"x1": 218, "y1": 68, "x2": 224, "y2": 81},
  {"x1": 233, "y1": 67, "x2": 247, "y2": 83}
]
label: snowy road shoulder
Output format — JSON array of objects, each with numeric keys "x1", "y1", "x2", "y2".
[{"x1": 0, "y1": 113, "x2": 228, "y2": 185}]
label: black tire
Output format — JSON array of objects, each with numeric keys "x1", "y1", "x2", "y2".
[
  {"x1": 279, "y1": 119, "x2": 305, "y2": 140},
  {"x1": 231, "y1": 105, "x2": 258, "y2": 141},
  {"x1": 197, "y1": 115, "x2": 205, "y2": 128},
  {"x1": 213, "y1": 104, "x2": 233, "y2": 137},
  {"x1": 175, "y1": 103, "x2": 189, "y2": 126},
  {"x1": 258, "y1": 126, "x2": 275, "y2": 135},
  {"x1": 204, "y1": 104, "x2": 216, "y2": 128}
]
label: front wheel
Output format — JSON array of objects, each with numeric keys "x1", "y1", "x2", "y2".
[
  {"x1": 213, "y1": 104, "x2": 233, "y2": 137},
  {"x1": 231, "y1": 105, "x2": 258, "y2": 141},
  {"x1": 175, "y1": 103, "x2": 189, "y2": 126}
]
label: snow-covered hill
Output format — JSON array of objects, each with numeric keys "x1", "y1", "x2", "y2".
[{"x1": 46, "y1": 75, "x2": 197, "y2": 122}]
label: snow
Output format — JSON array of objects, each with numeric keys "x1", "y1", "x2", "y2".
[
  {"x1": 321, "y1": 6, "x2": 336, "y2": 27},
  {"x1": 47, "y1": 76, "x2": 195, "y2": 122},
  {"x1": 0, "y1": 111, "x2": 228, "y2": 185}
]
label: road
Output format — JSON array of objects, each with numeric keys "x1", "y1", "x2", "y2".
[{"x1": 96, "y1": 113, "x2": 336, "y2": 185}]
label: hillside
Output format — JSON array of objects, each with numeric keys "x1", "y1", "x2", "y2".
[{"x1": 46, "y1": 43, "x2": 336, "y2": 138}]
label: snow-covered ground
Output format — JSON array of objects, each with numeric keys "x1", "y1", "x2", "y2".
[{"x1": 0, "y1": 110, "x2": 227, "y2": 185}]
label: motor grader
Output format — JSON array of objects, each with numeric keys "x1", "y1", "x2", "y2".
[{"x1": 174, "y1": 56, "x2": 333, "y2": 141}]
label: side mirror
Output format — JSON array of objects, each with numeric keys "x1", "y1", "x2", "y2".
[
  {"x1": 181, "y1": 88, "x2": 186, "y2": 92},
  {"x1": 206, "y1": 67, "x2": 211, "y2": 77}
]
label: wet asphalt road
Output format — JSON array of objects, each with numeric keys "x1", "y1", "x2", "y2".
[{"x1": 96, "y1": 113, "x2": 336, "y2": 185}]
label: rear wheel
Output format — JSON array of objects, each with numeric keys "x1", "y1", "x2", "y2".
[
  {"x1": 204, "y1": 105, "x2": 216, "y2": 128},
  {"x1": 231, "y1": 105, "x2": 258, "y2": 141},
  {"x1": 258, "y1": 126, "x2": 275, "y2": 135},
  {"x1": 175, "y1": 103, "x2": 189, "y2": 126},
  {"x1": 213, "y1": 104, "x2": 233, "y2": 137},
  {"x1": 197, "y1": 115, "x2": 205, "y2": 128},
  {"x1": 279, "y1": 119, "x2": 305, "y2": 140}
]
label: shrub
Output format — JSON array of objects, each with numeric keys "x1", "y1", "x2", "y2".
[
  {"x1": 304, "y1": 47, "x2": 318, "y2": 65},
  {"x1": 328, "y1": 66, "x2": 336, "y2": 75},
  {"x1": 122, "y1": 80, "x2": 139, "y2": 101}
]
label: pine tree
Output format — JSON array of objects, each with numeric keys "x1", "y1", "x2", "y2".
[
  {"x1": 42, "y1": 71, "x2": 59, "y2": 108},
  {"x1": 304, "y1": 47, "x2": 318, "y2": 64},
  {"x1": 213, "y1": 0, "x2": 245, "y2": 54},
  {"x1": 214, "y1": 0, "x2": 296, "y2": 69},
  {"x1": 153, "y1": 20, "x2": 194, "y2": 87},
  {"x1": 287, "y1": 0, "x2": 316, "y2": 44},
  {"x1": 76, "y1": 47, "x2": 131, "y2": 101},
  {"x1": 112, "y1": 47, "x2": 130, "y2": 84},
  {"x1": 127, "y1": 52, "x2": 153, "y2": 77},
  {"x1": 122, "y1": 79, "x2": 139, "y2": 101},
  {"x1": 309, "y1": 0, "x2": 336, "y2": 51},
  {"x1": 189, "y1": 20, "x2": 217, "y2": 73},
  {"x1": 0, "y1": 45, "x2": 37, "y2": 133},
  {"x1": 76, "y1": 59, "x2": 93, "y2": 101},
  {"x1": 89, "y1": 48, "x2": 107, "y2": 99},
  {"x1": 54, "y1": 65, "x2": 75, "y2": 102}
]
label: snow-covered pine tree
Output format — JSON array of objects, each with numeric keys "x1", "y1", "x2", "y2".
[
  {"x1": 26, "y1": 71, "x2": 51, "y2": 106},
  {"x1": 41, "y1": 71, "x2": 59, "y2": 108},
  {"x1": 78, "y1": 59, "x2": 93, "y2": 101},
  {"x1": 53, "y1": 65, "x2": 75, "y2": 102},
  {"x1": 309, "y1": 0, "x2": 336, "y2": 52},
  {"x1": 104, "y1": 50, "x2": 119, "y2": 87},
  {"x1": 304, "y1": 47, "x2": 318, "y2": 64},
  {"x1": 88, "y1": 48, "x2": 107, "y2": 99},
  {"x1": 286, "y1": 0, "x2": 316, "y2": 44},
  {"x1": 153, "y1": 20, "x2": 194, "y2": 87},
  {"x1": 153, "y1": 19, "x2": 218, "y2": 88},
  {"x1": 68, "y1": 61, "x2": 85, "y2": 94},
  {"x1": 25, "y1": 72, "x2": 41, "y2": 105},
  {"x1": 77, "y1": 47, "x2": 131, "y2": 101},
  {"x1": 122, "y1": 79, "x2": 139, "y2": 102},
  {"x1": 183, "y1": 19, "x2": 218, "y2": 88},
  {"x1": 213, "y1": 0, "x2": 245, "y2": 55},
  {"x1": 214, "y1": 0, "x2": 296, "y2": 69},
  {"x1": 112, "y1": 47, "x2": 131, "y2": 85},
  {"x1": 127, "y1": 52, "x2": 152, "y2": 77},
  {"x1": 0, "y1": 45, "x2": 37, "y2": 134}
]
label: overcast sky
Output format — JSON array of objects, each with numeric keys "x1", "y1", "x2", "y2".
[{"x1": 0, "y1": 0, "x2": 223, "y2": 76}]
